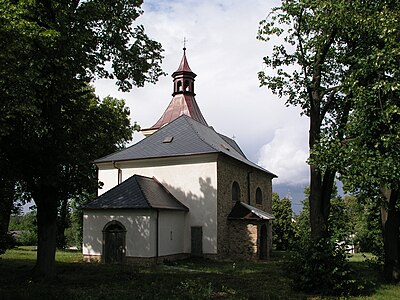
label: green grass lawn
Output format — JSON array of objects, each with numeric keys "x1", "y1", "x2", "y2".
[{"x1": 0, "y1": 247, "x2": 399, "y2": 300}]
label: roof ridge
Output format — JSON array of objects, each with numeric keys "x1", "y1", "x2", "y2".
[
  {"x1": 152, "y1": 177, "x2": 189, "y2": 211},
  {"x1": 185, "y1": 116, "x2": 245, "y2": 158},
  {"x1": 184, "y1": 116, "x2": 277, "y2": 176},
  {"x1": 134, "y1": 175, "x2": 153, "y2": 209},
  {"x1": 183, "y1": 115, "x2": 220, "y2": 151}
]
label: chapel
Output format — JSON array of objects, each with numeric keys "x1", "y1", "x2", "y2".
[{"x1": 82, "y1": 48, "x2": 276, "y2": 264}]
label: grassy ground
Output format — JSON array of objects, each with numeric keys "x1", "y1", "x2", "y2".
[{"x1": 0, "y1": 247, "x2": 399, "y2": 300}]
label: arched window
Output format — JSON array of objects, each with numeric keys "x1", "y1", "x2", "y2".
[
  {"x1": 184, "y1": 80, "x2": 189, "y2": 91},
  {"x1": 191, "y1": 82, "x2": 194, "y2": 92},
  {"x1": 256, "y1": 187, "x2": 262, "y2": 205},
  {"x1": 232, "y1": 181, "x2": 240, "y2": 202}
]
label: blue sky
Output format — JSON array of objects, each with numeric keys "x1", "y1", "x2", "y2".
[{"x1": 94, "y1": 0, "x2": 310, "y2": 209}]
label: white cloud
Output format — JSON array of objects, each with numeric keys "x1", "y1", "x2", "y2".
[
  {"x1": 94, "y1": 0, "x2": 310, "y2": 185},
  {"x1": 258, "y1": 120, "x2": 309, "y2": 185}
]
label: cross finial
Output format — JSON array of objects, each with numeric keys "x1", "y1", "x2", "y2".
[{"x1": 183, "y1": 37, "x2": 188, "y2": 50}]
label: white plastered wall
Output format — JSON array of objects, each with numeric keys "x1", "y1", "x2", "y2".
[
  {"x1": 97, "y1": 162, "x2": 119, "y2": 196},
  {"x1": 96, "y1": 155, "x2": 218, "y2": 255},
  {"x1": 82, "y1": 209, "x2": 156, "y2": 257},
  {"x1": 158, "y1": 210, "x2": 186, "y2": 256}
]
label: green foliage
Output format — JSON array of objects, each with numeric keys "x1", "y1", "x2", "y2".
[
  {"x1": 0, "y1": 0, "x2": 164, "y2": 276},
  {"x1": 64, "y1": 191, "x2": 95, "y2": 249},
  {"x1": 329, "y1": 195, "x2": 356, "y2": 243},
  {"x1": 272, "y1": 192, "x2": 296, "y2": 250},
  {"x1": 352, "y1": 195, "x2": 384, "y2": 257},
  {"x1": 287, "y1": 236, "x2": 362, "y2": 296},
  {"x1": 9, "y1": 211, "x2": 38, "y2": 246},
  {"x1": 9, "y1": 211, "x2": 37, "y2": 232},
  {"x1": 14, "y1": 230, "x2": 37, "y2": 246},
  {"x1": 177, "y1": 280, "x2": 213, "y2": 299}
]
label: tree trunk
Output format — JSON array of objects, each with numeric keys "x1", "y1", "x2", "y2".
[
  {"x1": 32, "y1": 186, "x2": 59, "y2": 281},
  {"x1": 308, "y1": 94, "x2": 336, "y2": 240},
  {"x1": 380, "y1": 187, "x2": 400, "y2": 283},
  {"x1": 309, "y1": 166, "x2": 336, "y2": 240},
  {"x1": 0, "y1": 179, "x2": 14, "y2": 236},
  {"x1": 57, "y1": 198, "x2": 69, "y2": 249}
]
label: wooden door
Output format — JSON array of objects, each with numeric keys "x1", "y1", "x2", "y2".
[
  {"x1": 104, "y1": 222, "x2": 126, "y2": 263},
  {"x1": 191, "y1": 226, "x2": 203, "y2": 256},
  {"x1": 259, "y1": 223, "x2": 268, "y2": 260}
]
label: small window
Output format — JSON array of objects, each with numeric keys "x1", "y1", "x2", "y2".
[
  {"x1": 256, "y1": 187, "x2": 262, "y2": 205},
  {"x1": 177, "y1": 81, "x2": 182, "y2": 91},
  {"x1": 163, "y1": 136, "x2": 174, "y2": 143},
  {"x1": 232, "y1": 181, "x2": 240, "y2": 202}
]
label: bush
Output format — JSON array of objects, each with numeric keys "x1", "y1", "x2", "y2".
[
  {"x1": 287, "y1": 236, "x2": 362, "y2": 296},
  {"x1": 14, "y1": 230, "x2": 37, "y2": 246}
]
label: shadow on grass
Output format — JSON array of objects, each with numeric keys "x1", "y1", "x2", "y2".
[{"x1": 0, "y1": 249, "x2": 388, "y2": 300}]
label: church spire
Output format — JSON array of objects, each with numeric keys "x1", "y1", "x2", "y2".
[
  {"x1": 172, "y1": 47, "x2": 196, "y2": 96},
  {"x1": 141, "y1": 48, "x2": 208, "y2": 137}
]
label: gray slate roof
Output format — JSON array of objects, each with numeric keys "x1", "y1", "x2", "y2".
[
  {"x1": 84, "y1": 175, "x2": 188, "y2": 211},
  {"x1": 95, "y1": 115, "x2": 276, "y2": 177}
]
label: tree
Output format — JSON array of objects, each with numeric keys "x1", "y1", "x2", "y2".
[
  {"x1": 342, "y1": 4, "x2": 400, "y2": 281},
  {"x1": 258, "y1": 0, "x2": 355, "y2": 240},
  {"x1": 272, "y1": 192, "x2": 295, "y2": 250},
  {"x1": 311, "y1": 1, "x2": 400, "y2": 281},
  {"x1": 56, "y1": 92, "x2": 137, "y2": 249},
  {"x1": 0, "y1": 0, "x2": 164, "y2": 279},
  {"x1": 288, "y1": 186, "x2": 361, "y2": 295}
]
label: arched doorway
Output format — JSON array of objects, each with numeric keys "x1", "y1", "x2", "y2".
[
  {"x1": 259, "y1": 223, "x2": 268, "y2": 260},
  {"x1": 103, "y1": 221, "x2": 126, "y2": 263}
]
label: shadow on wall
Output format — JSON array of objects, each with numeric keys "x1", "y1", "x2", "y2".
[
  {"x1": 82, "y1": 210, "x2": 154, "y2": 257},
  {"x1": 162, "y1": 177, "x2": 217, "y2": 253}
]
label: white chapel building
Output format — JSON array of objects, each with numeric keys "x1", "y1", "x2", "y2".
[{"x1": 82, "y1": 49, "x2": 277, "y2": 264}]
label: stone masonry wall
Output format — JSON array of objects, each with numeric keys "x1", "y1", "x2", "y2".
[
  {"x1": 216, "y1": 154, "x2": 274, "y2": 259},
  {"x1": 227, "y1": 221, "x2": 258, "y2": 260}
]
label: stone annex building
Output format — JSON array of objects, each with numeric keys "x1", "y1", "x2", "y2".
[{"x1": 82, "y1": 49, "x2": 277, "y2": 264}]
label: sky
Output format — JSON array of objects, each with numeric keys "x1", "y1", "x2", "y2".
[{"x1": 94, "y1": 0, "x2": 310, "y2": 210}]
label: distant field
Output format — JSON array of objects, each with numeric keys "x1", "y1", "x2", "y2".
[{"x1": 1, "y1": 247, "x2": 399, "y2": 300}]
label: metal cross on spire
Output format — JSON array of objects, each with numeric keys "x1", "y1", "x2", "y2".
[{"x1": 183, "y1": 37, "x2": 188, "y2": 50}]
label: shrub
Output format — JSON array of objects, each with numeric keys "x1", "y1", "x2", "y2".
[
  {"x1": 15, "y1": 230, "x2": 37, "y2": 246},
  {"x1": 287, "y1": 236, "x2": 362, "y2": 296}
]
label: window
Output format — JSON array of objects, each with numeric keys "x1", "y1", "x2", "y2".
[
  {"x1": 232, "y1": 181, "x2": 240, "y2": 202},
  {"x1": 184, "y1": 80, "x2": 189, "y2": 91},
  {"x1": 177, "y1": 81, "x2": 182, "y2": 91},
  {"x1": 256, "y1": 187, "x2": 262, "y2": 205}
]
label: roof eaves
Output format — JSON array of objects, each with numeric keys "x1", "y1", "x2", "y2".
[{"x1": 241, "y1": 202, "x2": 276, "y2": 220}]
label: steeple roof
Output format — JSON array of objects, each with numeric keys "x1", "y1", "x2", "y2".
[
  {"x1": 172, "y1": 48, "x2": 195, "y2": 75},
  {"x1": 142, "y1": 48, "x2": 207, "y2": 136}
]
